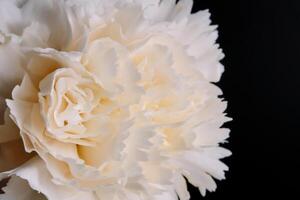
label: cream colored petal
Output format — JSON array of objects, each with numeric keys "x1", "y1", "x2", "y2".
[
  {"x1": 180, "y1": 148, "x2": 231, "y2": 180},
  {"x1": 0, "y1": 175, "x2": 46, "y2": 200},
  {"x1": 24, "y1": 48, "x2": 84, "y2": 91},
  {"x1": 173, "y1": 173, "x2": 190, "y2": 200},
  {"x1": 30, "y1": 48, "x2": 85, "y2": 76},
  {"x1": 64, "y1": 6, "x2": 89, "y2": 51},
  {"x1": 194, "y1": 48, "x2": 224, "y2": 83},
  {"x1": 140, "y1": 161, "x2": 172, "y2": 185},
  {"x1": 5, "y1": 99, "x2": 36, "y2": 153},
  {"x1": 25, "y1": 53, "x2": 61, "y2": 88},
  {"x1": 29, "y1": 103, "x2": 80, "y2": 159},
  {"x1": 12, "y1": 74, "x2": 38, "y2": 103},
  {"x1": 125, "y1": 125, "x2": 156, "y2": 159},
  {"x1": 6, "y1": 100, "x2": 34, "y2": 134},
  {"x1": 183, "y1": 11, "x2": 224, "y2": 82},
  {"x1": 0, "y1": 0, "x2": 23, "y2": 35},
  {"x1": 192, "y1": 120, "x2": 230, "y2": 147},
  {"x1": 114, "y1": 4, "x2": 144, "y2": 36},
  {"x1": 144, "y1": 0, "x2": 176, "y2": 22},
  {"x1": 180, "y1": 161, "x2": 217, "y2": 196},
  {"x1": 6, "y1": 99, "x2": 81, "y2": 166},
  {"x1": 131, "y1": 35, "x2": 202, "y2": 83},
  {"x1": 154, "y1": 192, "x2": 178, "y2": 200},
  {"x1": 65, "y1": 0, "x2": 115, "y2": 29},
  {"x1": 133, "y1": 0, "x2": 160, "y2": 8},
  {"x1": 35, "y1": 151, "x2": 118, "y2": 192},
  {"x1": 19, "y1": 1, "x2": 87, "y2": 51},
  {"x1": 21, "y1": 0, "x2": 72, "y2": 50},
  {"x1": 78, "y1": 137, "x2": 118, "y2": 168},
  {"x1": 177, "y1": 10, "x2": 213, "y2": 46},
  {"x1": 82, "y1": 38, "x2": 120, "y2": 92},
  {"x1": 169, "y1": 0, "x2": 193, "y2": 21},
  {"x1": 83, "y1": 36, "x2": 142, "y2": 102},
  {"x1": 6, "y1": 97, "x2": 103, "y2": 187},
  {"x1": 106, "y1": 186, "x2": 141, "y2": 200},
  {"x1": 146, "y1": 8, "x2": 224, "y2": 82},
  {"x1": 14, "y1": 157, "x2": 97, "y2": 200},
  {"x1": 171, "y1": 147, "x2": 231, "y2": 196},
  {"x1": 188, "y1": 98, "x2": 227, "y2": 124},
  {"x1": 21, "y1": 22, "x2": 50, "y2": 48}
]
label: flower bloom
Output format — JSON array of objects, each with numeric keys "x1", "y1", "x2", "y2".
[{"x1": 0, "y1": 0, "x2": 231, "y2": 199}]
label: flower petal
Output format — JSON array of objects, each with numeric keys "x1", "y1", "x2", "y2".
[
  {"x1": 173, "y1": 173, "x2": 190, "y2": 200},
  {"x1": 171, "y1": 147, "x2": 231, "y2": 196},
  {"x1": 20, "y1": 0, "x2": 72, "y2": 50},
  {"x1": 12, "y1": 74, "x2": 38, "y2": 103},
  {"x1": 13, "y1": 157, "x2": 97, "y2": 200},
  {"x1": 0, "y1": 0, "x2": 23, "y2": 35},
  {"x1": 144, "y1": 0, "x2": 176, "y2": 22},
  {"x1": 82, "y1": 38, "x2": 120, "y2": 92}
]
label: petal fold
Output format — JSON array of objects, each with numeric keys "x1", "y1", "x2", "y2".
[{"x1": 14, "y1": 157, "x2": 97, "y2": 200}]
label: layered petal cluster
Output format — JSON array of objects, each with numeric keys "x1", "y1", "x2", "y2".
[{"x1": 0, "y1": 0, "x2": 231, "y2": 200}]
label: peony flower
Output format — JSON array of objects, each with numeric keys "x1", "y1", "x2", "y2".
[{"x1": 0, "y1": 0, "x2": 231, "y2": 199}]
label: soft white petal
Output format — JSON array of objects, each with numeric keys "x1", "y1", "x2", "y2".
[
  {"x1": 169, "y1": 0, "x2": 193, "y2": 21},
  {"x1": 12, "y1": 74, "x2": 38, "y2": 103},
  {"x1": 20, "y1": 0, "x2": 72, "y2": 50},
  {"x1": 174, "y1": 173, "x2": 190, "y2": 200},
  {"x1": 0, "y1": 0, "x2": 23, "y2": 35},
  {"x1": 82, "y1": 38, "x2": 120, "y2": 92},
  {"x1": 181, "y1": 148, "x2": 231, "y2": 180},
  {"x1": 21, "y1": 22, "x2": 51, "y2": 48},
  {"x1": 14, "y1": 157, "x2": 97, "y2": 200},
  {"x1": 7, "y1": 99, "x2": 81, "y2": 159},
  {"x1": 153, "y1": 190, "x2": 177, "y2": 200},
  {"x1": 144, "y1": 0, "x2": 176, "y2": 22}
]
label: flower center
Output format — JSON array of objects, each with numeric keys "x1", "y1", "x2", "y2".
[{"x1": 39, "y1": 68, "x2": 117, "y2": 146}]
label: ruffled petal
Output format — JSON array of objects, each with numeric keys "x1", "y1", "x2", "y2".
[
  {"x1": 7, "y1": 99, "x2": 81, "y2": 162},
  {"x1": 18, "y1": 0, "x2": 87, "y2": 51},
  {"x1": 173, "y1": 173, "x2": 190, "y2": 200},
  {"x1": 20, "y1": 0, "x2": 72, "y2": 50},
  {"x1": 82, "y1": 39, "x2": 120, "y2": 92},
  {"x1": 0, "y1": 0, "x2": 23, "y2": 35},
  {"x1": 181, "y1": 10, "x2": 224, "y2": 82},
  {"x1": 3, "y1": 157, "x2": 97, "y2": 200},
  {"x1": 171, "y1": 147, "x2": 231, "y2": 196},
  {"x1": 144, "y1": 0, "x2": 176, "y2": 22}
]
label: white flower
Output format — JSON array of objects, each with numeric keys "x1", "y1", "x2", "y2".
[{"x1": 0, "y1": 0, "x2": 231, "y2": 200}]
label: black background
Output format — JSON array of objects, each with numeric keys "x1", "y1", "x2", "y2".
[{"x1": 189, "y1": 0, "x2": 300, "y2": 199}]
